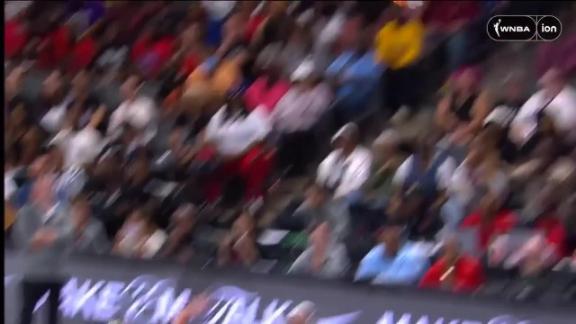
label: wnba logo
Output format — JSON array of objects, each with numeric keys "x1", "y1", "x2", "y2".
[{"x1": 487, "y1": 15, "x2": 562, "y2": 41}]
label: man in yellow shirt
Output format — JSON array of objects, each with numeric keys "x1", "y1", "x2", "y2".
[{"x1": 375, "y1": 6, "x2": 425, "y2": 122}]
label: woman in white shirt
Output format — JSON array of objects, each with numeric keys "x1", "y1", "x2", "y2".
[
  {"x1": 201, "y1": 90, "x2": 273, "y2": 202},
  {"x1": 108, "y1": 74, "x2": 158, "y2": 144},
  {"x1": 317, "y1": 123, "x2": 372, "y2": 200}
]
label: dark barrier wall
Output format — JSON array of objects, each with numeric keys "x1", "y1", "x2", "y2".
[{"x1": 4, "y1": 251, "x2": 575, "y2": 324}]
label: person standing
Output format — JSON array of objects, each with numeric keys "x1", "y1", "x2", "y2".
[
  {"x1": 375, "y1": 5, "x2": 425, "y2": 122},
  {"x1": 12, "y1": 156, "x2": 73, "y2": 324}
]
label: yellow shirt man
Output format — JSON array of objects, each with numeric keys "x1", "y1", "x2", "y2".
[{"x1": 375, "y1": 19, "x2": 424, "y2": 70}]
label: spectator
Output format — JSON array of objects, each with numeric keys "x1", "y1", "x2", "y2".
[
  {"x1": 510, "y1": 67, "x2": 576, "y2": 148},
  {"x1": 375, "y1": 5, "x2": 425, "y2": 121},
  {"x1": 288, "y1": 220, "x2": 350, "y2": 279},
  {"x1": 12, "y1": 155, "x2": 73, "y2": 324},
  {"x1": 280, "y1": 184, "x2": 350, "y2": 241},
  {"x1": 317, "y1": 123, "x2": 372, "y2": 200},
  {"x1": 4, "y1": 4, "x2": 29, "y2": 60},
  {"x1": 392, "y1": 135, "x2": 456, "y2": 203},
  {"x1": 444, "y1": 146, "x2": 509, "y2": 229},
  {"x1": 420, "y1": 234, "x2": 485, "y2": 292},
  {"x1": 272, "y1": 68, "x2": 332, "y2": 177},
  {"x1": 243, "y1": 62, "x2": 290, "y2": 114},
  {"x1": 436, "y1": 66, "x2": 492, "y2": 145},
  {"x1": 460, "y1": 191, "x2": 518, "y2": 250},
  {"x1": 108, "y1": 74, "x2": 158, "y2": 144},
  {"x1": 326, "y1": 34, "x2": 383, "y2": 127},
  {"x1": 218, "y1": 210, "x2": 260, "y2": 267},
  {"x1": 184, "y1": 47, "x2": 248, "y2": 106},
  {"x1": 160, "y1": 204, "x2": 198, "y2": 263},
  {"x1": 362, "y1": 129, "x2": 407, "y2": 203},
  {"x1": 201, "y1": 90, "x2": 272, "y2": 202},
  {"x1": 355, "y1": 222, "x2": 430, "y2": 285},
  {"x1": 256, "y1": 25, "x2": 313, "y2": 77},
  {"x1": 554, "y1": 249, "x2": 576, "y2": 273},
  {"x1": 38, "y1": 69, "x2": 69, "y2": 132},
  {"x1": 113, "y1": 207, "x2": 167, "y2": 259},
  {"x1": 68, "y1": 193, "x2": 109, "y2": 254}
]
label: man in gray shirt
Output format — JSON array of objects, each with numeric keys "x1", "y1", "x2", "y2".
[
  {"x1": 12, "y1": 166, "x2": 74, "y2": 324},
  {"x1": 288, "y1": 220, "x2": 350, "y2": 279}
]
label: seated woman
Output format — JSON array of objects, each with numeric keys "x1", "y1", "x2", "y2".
[
  {"x1": 218, "y1": 210, "x2": 260, "y2": 267},
  {"x1": 243, "y1": 62, "x2": 290, "y2": 114},
  {"x1": 200, "y1": 90, "x2": 273, "y2": 203},
  {"x1": 272, "y1": 66, "x2": 333, "y2": 177},
  {"x1": 460, "y1": 191, "x2": 518, "y2": 251},
  {"x1": 113, "y1": 207, "x2": 167, "y2": 259},
  {"x1": 420, "y1": 234, "x2": 485, "y2": 293},
  {"x1": 288, "y1": 220, "x2": 350, "y2": 279},
  {"x1": 435, "y1": 66, "x2": 492, "y2": 145}
]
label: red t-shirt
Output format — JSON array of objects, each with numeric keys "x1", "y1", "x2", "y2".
[
  {"x1": 419, "y1": 255, "x2": 485, "y2": 292},
  {"x1": 37, "y1": 26, "x2": 72, "y2": 70},
  {"x1": 69, "y1": 36, "x2": 98, "y2": 73},
  {"x1": 461, "y1": 210, "x2": 518, "y2": 250},
  {"x1": 5, "y1": 19, "x2": 28, "y2": 59},
  {"x1": 535, "y1": 216, "x2": 567, "y2": 258}
]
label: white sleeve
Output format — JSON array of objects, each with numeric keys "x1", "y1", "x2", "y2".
[
  {"x1": 317, "y1": 153, "x2": 336, "y2": 185},
  {"x1": 204, "y1": 107, "x2": 226, "y2": 141},
  {"x1": 392, "y1": 156, "x2": 412, "y2": 187},
  {"x1": 107, "y1": 105, "x2": 125, "y2": 136}
]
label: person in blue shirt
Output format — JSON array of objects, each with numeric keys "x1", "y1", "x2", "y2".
[
  {"x1": 355, "y1": 222, "x2": 430, "y2": 285},
  {"x1": 325, "y1": 35, "x2": 384, "y2": 128}
]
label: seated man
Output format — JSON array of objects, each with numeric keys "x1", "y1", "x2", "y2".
[
  {"x1": 317, "y1": 123, "x2": 372, "y2": 201},
  {"x1": 279, "y1": 184, "x2": 350, "y2": 242},
  {"x1": 355, "y1": 222, "x2": 430, "y2": 285},
  {"x1": 420, "y1": 234, "x2": 485, "y2": 293},
  {"x1": 288, "y1": 220, "x2": 350, "y2": 279},
  {"x1": 392, "y1": 134, "x2": 456, "y2": 205},
  {"x1": 326, "y1": 34, "x2": 383, "y2": 126},
  {"x1": 509, "y1": 67, "x2": 576, "y2": 150}
]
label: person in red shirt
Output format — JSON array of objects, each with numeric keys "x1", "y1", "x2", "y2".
[
  {"x1": 535, "y1": 214, "x2": 568, "y2": 258},
  {"x1": 69, "y1": 25, "x2": 100, "y2": 74},
  {"x1": 5, "y1": 11, "x2": 29, "y2": 60},
  {"x1": 460, "y1": 192, "x2": 518, "y2": 250},
  {"x1": 420, "y1": 235, "x2": 485, "y2": 292},
  {"x1": 36, "y1": 18, "x2": 72, "y2": 70}
]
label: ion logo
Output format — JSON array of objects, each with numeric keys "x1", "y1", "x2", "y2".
[
  {"x1": 487, "y1": 15, "x2": 562, "y2": 42},
  {"x1": 537, "y1": 16, "x2": 562, "y2": 41}
]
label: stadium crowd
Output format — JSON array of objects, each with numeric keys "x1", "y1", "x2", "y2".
[{"x1": 4, "y1": 1, "x2": 576, "y2": 323}]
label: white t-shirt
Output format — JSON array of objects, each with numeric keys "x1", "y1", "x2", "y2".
[
  {"x1": 204, "y1": 106, "x2": 271, "y2": 156},
  {"x1": 317, "y1": 146, "x2": 373, "y2": 198},
  {"x1": 510, "y1": 85, "x2": 576, "y2": 145},
  {"x1": 64, "y1": 127, "x2": 106, "y2": 168},
  {"x1": 108, "y1": 96, "x2": 157, "y2": 143}
]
